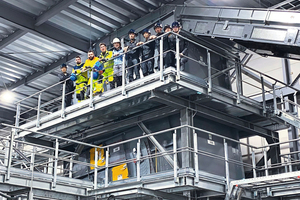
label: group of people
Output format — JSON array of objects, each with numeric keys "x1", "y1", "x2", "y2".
[{"x1": 58, "y1": 21, "x2": 188, "y2": 107}]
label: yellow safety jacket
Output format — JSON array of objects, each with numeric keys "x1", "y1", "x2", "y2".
[
  {"x1": 99, "y1": 51, "x2": 114, "y2": 82},
  {"x1": 72, "y1": 63, "x2": 88, "y2": 84}
]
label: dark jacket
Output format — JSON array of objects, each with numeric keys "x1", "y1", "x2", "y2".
[
  {"x1": 126, "y1": 39, "x2": 140, "y2": 60},
  {"x1": 141, "y1": 38, "x2": 155, "y2": 59},
  {"x1": 58, "y1": 72, "x2": 74, "y2": 92},
  {"x1": 168, "y1": 31, "x2": 188, "y2": 55},
  {"x1": 155, "y1": 32, "x2": 169, "y2": 53}
]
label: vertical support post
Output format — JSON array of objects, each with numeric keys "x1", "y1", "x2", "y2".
[
  {"x1": 94, "y1": 148, "x2": 98, "y2": 189},
  {"x1": 224, "y1": 139, "x2": 230, "y2": 190},
  {"x1": 6, "y1": 131, "x2": 15, "y2": 180},
  {"x1": 235, "y1": 62, "x2": 241, "y2": 104},
  {"x1": 105, "y1": 147, "x2": 109, "y2": 187},
  {"x1": 193, "y1": 129, "x2": 199, "y2": 183},
  {"x1": 122, "y1": 54, "x2": 126, "y2": 96},
  {"x1": 69, "y1": 156, "x2": 73, "y2": 178},
  {"x1": 61, "y1": 81, "x2": 66, "y2": 118},
  {"x1": 36, "y1": 93, "x2": 42, "y2": 128},
  {"x1": 261, "y1": 76, "x2": 266, "y2": 114},
  {"x1": 53, "y1": 139, "x2": 59, "y2": 188},
  {"x1": 294, "y1": 92, "x2": 298, "y2": 117},
  {"x1": 137, "y1": 139, "x2": 141, "y2": 181},
  {"x1": 280, "y1": 92, "x2": 285, "y2": 111},
  {"x1": 48, "y1": 156, "x2": 53, "y2": 175},
  {"x1": 30, "y1": 147, "x2": 35, "y2": 171},
  {"x1": 251, "y1": 150, "x2": 257, "y2": 178},
  {"x1": 4, "y1": 140, "x2": 9, "y2": 167},
  {"x1": 288, "y1": 155, "x2": 292, "y2": 172},
  {"x1": 89, "y1": 69, "x2": 93, "y2": 108},
  {"x1": 180, "y1": 108, "x2": 193, "y2": 168},
  {"x1": 160, "y1": 37, "x2": 164, "y2": 81},
  {"x1": 176, "y1": 35, "x2": 180, "y2": 80},
  {"x1": 273, "y1": 84, "x2": 277, "y2": 114},
  {"x1": 207, "y1": 50, "x2": 212, "y2": 94},
  {"x1": 173, "y1": 130, "x2": 178, "y2": 183},
  {"x1": 264, "y1": 149, "x2": 268, "y2": 176}
]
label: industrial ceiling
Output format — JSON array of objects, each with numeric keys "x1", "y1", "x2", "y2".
[{"x1": 0, "y1": 0, "x2": 287, "y2": 125}]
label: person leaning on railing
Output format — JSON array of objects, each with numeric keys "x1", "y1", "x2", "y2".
[
  {"x1": 137, "y1": 29, "x2": 156, "y2": 77},
  {"x1": 58, "y1": 64, "x2": 75, "y2": 107},
  {"x1": 168, "y1": 21, "x2": 188, "y2": 71},
  {"x1": 124, "y1": 29, "x2": 140, "y2": 82},
  {"x1": 70, "y1": 56, "x2": 87, "y2": 103},
  {"x1": 83, "y1": 50, "x2": 102, "y2": 97},
  {"x1": 99, "y1": 43, "x2": 114, "y2": 90}
]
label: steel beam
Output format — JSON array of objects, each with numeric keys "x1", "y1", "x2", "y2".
[
  {"x1": 0, "y1": 1, "x2": 89, "y2": 53},
  {"x1": 150, "y1": 90, "x2": 278, "y2": 140},
  {"x1": 242, "y1": 68, "x2": 273, "y2": 89},
  {"x1": 35, "y1": 0, "x2": 78, "y2": 26},
  {"x1": 137, "y1": 122, "x2": 174, "y2": 168},
  {"x1": 0, "y1": 29, "x2": 27, "y2": 49},
  {"x1": 8, "y1": 51, "x2": 79, "y2": 90},
  {"x1": 137, "y1": 188, "x2": 188, "y2": 200}
]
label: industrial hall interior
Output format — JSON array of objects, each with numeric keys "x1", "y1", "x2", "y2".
[{"x1": 2, "y1": 0, "x2": 300, "y2": 199}]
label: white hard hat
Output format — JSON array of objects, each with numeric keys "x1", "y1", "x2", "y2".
[{"x1": 112, "y1": 38, "x2": 121, "y2": 44}]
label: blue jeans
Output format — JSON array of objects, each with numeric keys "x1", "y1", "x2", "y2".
[{"x1": 141, "y1": 56, "x2": 154, "y2": 76}]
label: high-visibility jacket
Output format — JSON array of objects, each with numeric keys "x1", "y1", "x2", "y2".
[
  {"x1": 99, "y1": 51, "x2": 114, "y2": 82},
  {"x1": 83, "y1": 57, "x2": 101, "y2": 87},
  {"x1": 72, "y1": 63, "x2": 88, "y2": 84}
]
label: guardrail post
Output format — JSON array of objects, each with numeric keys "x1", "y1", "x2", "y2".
[
  {"x1": 288, "y1": 155, "x2": 292, "y2": 172},
  {"x1": 137, "y1": 139, "x2": 141, "y2": 181},
  {"x1": 173, "y1": 130, "x2": 178, "y2": 183},
  {"x1": 224, "y1": 139, "x2": 230, "y2": 191},
  {"x1": 207, "y1": 50, "x2": 212, "y2": 94},
  {"x1": 105, "y1": 147, "x2": 109, "y2": 187},
  {"x1": 6, "y1": 130, "x2": 15, "y2": 180},
  {"x1": 89, "y1": 69, "x2": 94, "y2": 108},
  {"x1": 193, "y1": 129, "x2": 199, "y2": 183},
  {"x1": 235, "y1": 62, "x2": 241, "y2": 104},
  {"x1": 264, "y1": 149, "x2": 268, "y2": 176},
  {"x1": 52, "y1": 139, "x2": 59, "y2": 188},
  {"x1": 160, "y1": 37, "x2": 164, "y2": 81},
  {"x1": 261, "y1": 76, "x2": 266, "y2": 114},
  {"x1": 273, "y1": 84, "x2": 277, "y2": 114},
  {"x1": 176, "y1": 35, "x2": 180, "y2": 80},
  {"x1": 252, "y1": 150, "x2": 257, "y2": 178},
  {"x1": 122, "y1": 54, "x2": 126, "y2": 96},
  {"x1": 294, "y1": 92, "x2": 298, "y2": 117},
  {"x1": 36, "y1": 93, "x2": 42, "y2": 128},
  {"x1": 61, "y1": 81, "x2": 66, "y2": 118},
  {"x1": 94, "y1": 148, "x2": 98, "y2": 189},
  {"x1": 69, "y1": 156, "x2": 73, "y2": 178}
]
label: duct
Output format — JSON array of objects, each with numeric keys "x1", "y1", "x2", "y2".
[{"x1": 137, "y1": 122, "x2": 174, "y2": 168}]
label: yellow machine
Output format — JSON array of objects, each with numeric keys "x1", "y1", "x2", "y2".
[
  {"x1": 89, "y1": 145, "x2": 105, "y2": 170},
  {"x1": 112, "y1": 163, "x2": 128, "y2": 181}
]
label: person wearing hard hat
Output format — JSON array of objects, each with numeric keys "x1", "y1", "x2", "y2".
[
  {"x1": 150, "y1": 23, "x2": 164, "y2": 70},
  {"x1": 112, "y1": 38, "x2": 123, "y2": 87},
  {"x1": 98, "y1": 43, "x2": 114, "y2": 91},
  {"x1": 124, "y1": 29, "x2": 140, "y2": 82},
  {"x1": 163, "y1": 24, "x2": 175, "y2": 68},
  {"x1": 168, "y1": 21, "x2": 188, "y2": 71},
  {"x1": 137, "y1": 29, "x2": 155, "y2": 77},
  {"x1": 70, "y1": 56, "x2": 87, "y2": 102},
  {"x1": 58, "y1": 63, "x2": 74, "y2": 107}
]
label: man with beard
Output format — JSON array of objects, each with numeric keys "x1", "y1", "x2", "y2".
[
  {"x1": 70, "y1": 56, "x2": 87, "y2": 102},
  {"x1": 83, "y1": 50, "x2": 103, "y2": 97}
]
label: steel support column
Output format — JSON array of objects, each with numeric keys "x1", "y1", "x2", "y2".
[{"x1": 180, "y1": 108, "x2": 193, "y2": 168}]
